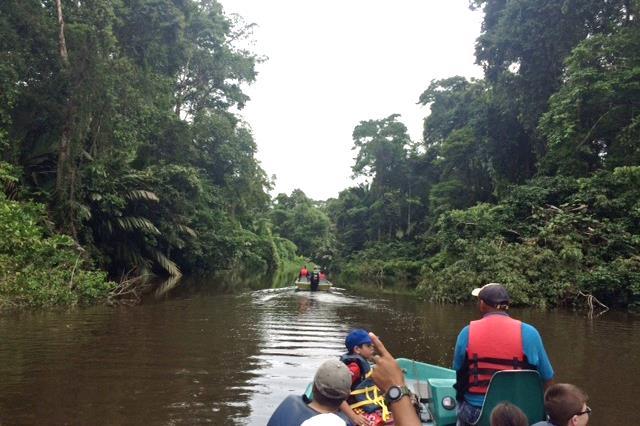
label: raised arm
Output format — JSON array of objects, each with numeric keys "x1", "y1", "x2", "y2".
[{"x1": 369, "y1": 332, "x2": 420, "y2": 426}]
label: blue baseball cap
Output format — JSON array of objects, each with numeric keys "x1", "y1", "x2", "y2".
[{"x1": 345, "y1": 329, "x2": 372, "y2": 352}]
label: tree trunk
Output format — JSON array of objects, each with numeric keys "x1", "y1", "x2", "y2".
[
  {"x1": 406, "y1": 183, "x2": 412, "y2": 235},
  {"x1": 55, "y1": 0, "x2": 70, "y2": 195},
  {"x1": 55, "y1": 0, "x2": 69, "y2": 66},
  {"x1": 54, "y1": 0, "x2": 77, "y2": 238}
]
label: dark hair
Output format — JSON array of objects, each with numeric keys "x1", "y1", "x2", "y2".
[
  {"x1": 312, "y1": 385, "x2": 345, "y2": 409},
  {"x1": 490, "y1": 402, "x2": 528, "y2": 426},
  {"x1": 544, "y1": 383, "x2": 588, "y2": 426}
]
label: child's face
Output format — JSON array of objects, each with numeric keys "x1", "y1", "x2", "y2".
[{"x1": 354, "y1": 342, "x2": 375, "y2": 360}]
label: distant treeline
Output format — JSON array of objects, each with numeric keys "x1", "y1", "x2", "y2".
[{"x1": 276, "y1": 1, "x2": 640, "y2": 310}]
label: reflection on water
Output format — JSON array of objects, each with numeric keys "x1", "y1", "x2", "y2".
[
  {"x1": 246, "y1": 290, "x2": 361, "y2": 425},
  {"x1": 0, "y1": 282, "x2": 636, "y2": 424}
]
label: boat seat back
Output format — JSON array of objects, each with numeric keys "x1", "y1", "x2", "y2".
[{"x1": 472, "y1": 370, "x2": 545, "y2": 426}]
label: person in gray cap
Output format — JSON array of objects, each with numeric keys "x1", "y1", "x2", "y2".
[
  {"x1": 452, "y1": 283, "x2": 555, "y2": 426},
  {"x1": 267, "y1": 358, "x2": 352, "y2": 426}
]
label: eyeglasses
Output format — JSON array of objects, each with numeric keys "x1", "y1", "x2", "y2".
[{"x1": 575, "y1": 406, "x2": 592, "y2": 417}]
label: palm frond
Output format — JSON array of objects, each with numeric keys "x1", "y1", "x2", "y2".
[
  {"x1": 151, "y1": 249, "x2": 182, "y2": 276},
  {"x1": 176, "y1": 224, "x2": 197, "y2": 237},
  {"x1": 126, "y1": 190, "x2": 160, "y2": 202},
  {"x1": 115, "y1": 216, "x2": 161, "y2": 235}
]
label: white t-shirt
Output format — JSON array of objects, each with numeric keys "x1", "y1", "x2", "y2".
[{"x1": 300, "y1": 413, "x2": 346, "y2": 426}]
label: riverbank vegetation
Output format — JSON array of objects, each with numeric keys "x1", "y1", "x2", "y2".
[
  {"x1": 321, "y1": 1, "x2": 640, "y2": 310},
  {"x1": 0, "y1": 1, "x2": 299, "y2": 307},
  {"x1": 2, "y1": 1, "x2": 639, "y2": 310}
]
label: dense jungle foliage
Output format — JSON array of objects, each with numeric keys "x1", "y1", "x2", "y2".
[
  {"x1": 0, "y1": 0, "x2": 302, "y2": 307},
  {"x1": 2, "y1": 0, "x2": 639, "y2": 310},
  {"x1": 323, "y1": 0, "x2": 640, "y2": 310}
]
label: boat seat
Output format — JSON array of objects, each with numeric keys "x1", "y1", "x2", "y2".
[{"x1": 471, "y1": 370, "x2": 545, "y2": 426}]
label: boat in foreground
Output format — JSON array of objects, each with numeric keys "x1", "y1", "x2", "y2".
[
  {"x1": 397, "y1": 358, "x2": 544, "y2": 426},
  {"x1": 304, "y1": 358, "x2": 545, "y2": 426},
  {"x1": 295, "y1": 278, "x2": 332, "y2": 291}
]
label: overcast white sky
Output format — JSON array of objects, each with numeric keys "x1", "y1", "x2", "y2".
[{"x1": 220, "y1": 0, "x2": 484, "y2": 200}]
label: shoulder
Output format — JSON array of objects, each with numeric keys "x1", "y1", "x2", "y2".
[
  {"x1": 267, "y1": 395, "x2": 316, "y2": 426},
  {"x1": 520, "y1": 321, "x2": 544, "y2": 342},
  {"x1": 530, "y1": 421, "x2": 554, "y2": 426},
  {"x1": 456, "y1": 325, "x2": 470, "y2": 343},
  {"x1": 301, "y1": 413, "x2": 346, "y2": 426},
  {"x1": 454, "y1": 325, "x2": 470, "y2": 352}
]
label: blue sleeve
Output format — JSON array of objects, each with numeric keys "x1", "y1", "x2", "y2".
[
  {"x1": 521, "y1": 323, "x2": 554, "y2": 381},
  {"x1": 453, "y1": 326, "x2": 469, "y2": 370}
]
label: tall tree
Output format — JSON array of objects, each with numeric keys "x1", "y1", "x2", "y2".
[
  {"x1": 419, "y1": 78, "x2": 494, "y2": 213},
  {"x1": 351, "y1": 114, "x2": 412, "y2": 239},
  {"x1": 470, "y1": 0, "x2": 634, "y2": 178},
  {"x1": 540, "y1": 20, "x2": 640, "y2": 175}
]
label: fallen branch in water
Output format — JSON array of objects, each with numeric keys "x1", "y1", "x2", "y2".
[
  {"x1": 108, "y1": 272, "x2": 151, "y2": 305},
  {"x1": 577, "y1": 291, "x2": 609, "y2": 317}
]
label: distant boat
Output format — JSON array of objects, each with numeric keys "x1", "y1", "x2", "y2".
[{"x1": 294, "y1": 277, "x2": 332, "y2": 291}]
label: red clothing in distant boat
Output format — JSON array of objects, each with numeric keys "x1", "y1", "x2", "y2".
[{"x1": 299, "y1": 267, "x2": 309, "y2": 278}]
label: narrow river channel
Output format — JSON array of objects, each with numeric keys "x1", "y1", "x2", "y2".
[{"x1": 0, "y1": 280, "x2": 636, "y2": 424}]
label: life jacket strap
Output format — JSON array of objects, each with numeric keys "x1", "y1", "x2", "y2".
[
  {"x1": 468, "y1": 356, "x2": 533, "y2": 370},
  {"x1": 349, "y1": 385, "x2": 391, "y2": 422}
]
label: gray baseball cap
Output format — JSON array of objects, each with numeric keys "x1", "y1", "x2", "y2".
[
  {"x1": 472, "y1": 282, "x2": 510, "y2": 308},
  {"x1": 313, "y1": 359, "x2": 352, "y2": 400}
]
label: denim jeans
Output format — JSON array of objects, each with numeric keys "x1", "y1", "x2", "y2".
[{"x1": 456, "y1": 400, "x2": 482, "y2": 426}]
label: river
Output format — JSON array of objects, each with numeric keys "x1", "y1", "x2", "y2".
[{"x1": 0, "y1": 280, "x2": 636, "y2": 424}]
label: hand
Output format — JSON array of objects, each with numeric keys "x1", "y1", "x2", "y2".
[
  {"x1": 348, "y1": 412, "x2": 370, "y2": 426},
  {"x1": 369, "y1": 332, "x2": 405, "y2": 393}
]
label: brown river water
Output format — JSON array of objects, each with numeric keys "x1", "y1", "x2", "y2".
[{"x1": 0, "y1": 279, "x2": 637, "y2": 425}]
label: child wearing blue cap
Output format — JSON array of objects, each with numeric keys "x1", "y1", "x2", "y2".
[
  {"x1": 339, "y1": 329, "x2": 383, "y2": 425},
  {"x1": 342, "y1": 329, "x2": 375, "y2": 386}
]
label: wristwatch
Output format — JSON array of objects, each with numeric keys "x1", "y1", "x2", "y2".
[{"x1": 384, "y1": 385, "x2": 411, "y2": 404}]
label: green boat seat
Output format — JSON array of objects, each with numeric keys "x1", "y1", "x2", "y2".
[{"x1": 471, "y1": 370, "x2": 545, "y2": 426}]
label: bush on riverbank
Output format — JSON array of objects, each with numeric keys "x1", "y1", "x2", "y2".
[
  {"x1": 337, "y1": 241, "x2": 424, "y2": 290},
  {"x1": 0, "y1": 182, "x2": 114, "y2": 308},
  {"x1": 418, "y1": 168, "x2": 640, "y2": 309}
]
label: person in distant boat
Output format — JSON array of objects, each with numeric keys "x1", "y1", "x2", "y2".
[
  {"x1": 531, "y1": 383, "x2": 590, "y2": 426},
  {"x1": 300, "y1": 265, "x2": 310, "y2": 280},
  {"x1": 490, "y1": 402, "x2": 528, "y2": 426},
  {"x1": 453, "y1": 283, "x2": 555, "y2": 426},
  {"x1": 309, "y1": 266, "x2": 321, "y2": 291},
  {"x1": 267, "y1": 358, "x2": 351, "y2": 426},
  {"x1": 319, "y1": 268, "x2": 327, "y2": 282},
  {"x1": 339, "y1": 329, "x2": 378, "y2": 425}
]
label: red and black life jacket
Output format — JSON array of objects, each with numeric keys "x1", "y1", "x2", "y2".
[
  {"x1": 340, "y1": 353, "x2": 371, "y2": 384},
  {"x1": 299, "y1": 268, "x2": 308, "y2": 277},
  {"x1": 466, "y1": 313, "x2": 534, "y2": 395}
]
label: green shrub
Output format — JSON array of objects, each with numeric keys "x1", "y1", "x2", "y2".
[
  {"x1": 0, "y1": 193, "x2": 114, "y2": 309},
  {"x1": 417, "y1": 168, "x2": 640, "y2": 309}
]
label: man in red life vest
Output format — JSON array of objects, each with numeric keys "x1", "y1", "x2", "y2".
[{"x1": 453, "y1": 283, "x2": 555, "y2": 425}]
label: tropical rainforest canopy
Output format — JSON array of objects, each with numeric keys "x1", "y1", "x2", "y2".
[{"x1": 1, "y1": 0, "x2": 639, "y2": 309}]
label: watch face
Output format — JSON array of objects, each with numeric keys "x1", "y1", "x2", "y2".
[{"x1": 387, "y1": 386, "x2": 402, "y2": 400}]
